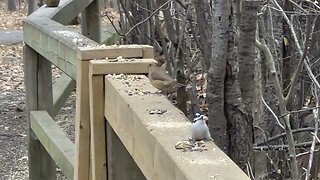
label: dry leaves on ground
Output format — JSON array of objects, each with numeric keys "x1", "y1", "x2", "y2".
[{"x1": 0, "y1": 2, "x2": 27, "y2": 30}]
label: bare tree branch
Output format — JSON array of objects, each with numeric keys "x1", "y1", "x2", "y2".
[
  {"x1": 253, "y1": 141, "x2": 320, "y2": 151},
  {"x1": 256, "y1": 15, "x2": 300, "y2": 179},
  {"x1": 305, "y1": 86, "x2": 319, "y2": 180},
  {"x1": 261, "y1": 94, "x2": 285, "y2": 129},
  {"x1": 125, "y1": 0, "x2": 173, "y2": 38},
  {"x1": 273, "y1": 0, "x2": 320, "y2": 90},
  {"x1": 103, "y1": 11, "x2": 123, "y2": 36},
  {"x1": 279, "y1": 106, "x2": 320, "y2": 118},
  {"x1": 255, "y1": 127, "x2": 319, "y2": 146},
  {"x1": 285, "y1": 16, "x2": 312, "y2": 104}
]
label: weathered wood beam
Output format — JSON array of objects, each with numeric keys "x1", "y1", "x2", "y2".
[
  {"x1": 53, "y1": 73, "x2": 76, "y2": 116},
  {"x1": 89, "y1": 75, "x2": 107, "y2": 180},
  {"x1": 23, "y1": 17, "x2": 99, "y2": 79},
  {"x1": 80, "y1": 45, "x2": 154, "y2": 60},
  {"x1": 89, "y1": 59, "x2": 156, "y2": 75},
  {"x1": 81, "y1": 0, "x2": 101, "y2": 43},
  {"x1": 29, "y1": 0, "x2": 94, "y2": 25},
  {"x1": 104, "y1": 76, "x2": 250, "y2": 180},
  {"x1": 74, "y1": 61, "x2": 91, "y2": 180},
  {"x1": 24, "y1": 45, "x2": 56, "y2": 180},
  {"x1": 30, "y1": 111, "x2": 75, "y2": 180}
]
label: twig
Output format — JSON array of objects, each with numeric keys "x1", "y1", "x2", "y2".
[
  {"x1": 289, "y1": 0, "x2": 308, "y2": 13},
  {"x1": 256, "y1": 12, "x2": 299, "y2": 179},
  {"x1": 305, "y1": 85, "x2": 319, "y2": 180},
  {"x1": 267, "y1": 5, "x2": 279, "y2": 63},
  {"x1": 174, "y1": 5, "x2": 190, "y2": 66},
  {"x1": 253, "y1": 141, "x2": 320, "y2": 151},
  {"x1": 296, "y1": 149, "x2": 320, "y2": 158},
  {"x1": 285, "y1": 15, "x2": 312, "y2": 104},
  {"x1": 255, "y1": 127, "x2": 319, "y2": 146},
  {"x1": 246, "y1": 162, "x2": 255, "y2": 180},
  {"x1": 304, "y1": 0, "x2": 320, "y2": 10},
  {"x1": 261, "y1": 95, "x2": 285, "y2": 129},
  {"x1": 273, "y1": 0, "x2": 320, "y2": 90},
  {"x1": 312, "y1": 132, "x2": 320, "y2": 143},
  {"x1": 279, "y1": 106, "x2": 320, "y2": 118},
  {"x1": 175, "y1": 0, "x2": 187, "y2": 9},
  {"x1": 124, "y1": 0, "x2": 173, "y2": 37},
  {"x1": 103, "y1": 11, "x2": 123, "y2": 36}
]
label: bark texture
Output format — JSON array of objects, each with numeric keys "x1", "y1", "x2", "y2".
[{"x1": 207, "y1": 0, "x2": 230, "y2": 153}]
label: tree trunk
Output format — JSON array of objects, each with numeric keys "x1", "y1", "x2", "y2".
[
  {"x1": 207, "y1": 0, "x2": 230, "y2": 153},
  {"x1": 193, "y1": 0, "x2": 212, "y2": 71},
  {"x1": 225, "y1": 32, "x2": 253, "y2": 173},
  {"x1": 7, "y1": 0, "x2": 17, "y2": 11},
  {"x1": 235, "y1": 0, "x2": 262, "y2": 173},
  {"x1": 27, "y1": 0, "x2": 38, "y2": 15}
]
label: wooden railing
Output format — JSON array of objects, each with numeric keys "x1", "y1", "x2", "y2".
[{"x1": 23, "y1": 0, "x2": 250, "y2": 179}]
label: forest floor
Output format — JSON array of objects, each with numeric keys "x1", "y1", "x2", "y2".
[{"x1": 0, "y1": 2, "x2": 117, "y2": 179}]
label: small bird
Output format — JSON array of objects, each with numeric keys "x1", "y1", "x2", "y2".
[
  {"x1": 191, "y1": 113, "x2": 212, "y2": 141},
  {"x1": 148, "y1": 64, "x2": 184, "y2": 91}
]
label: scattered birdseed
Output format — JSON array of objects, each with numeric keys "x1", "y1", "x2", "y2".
[
  {"x1": 147, "y1": 109, "x2": 167, "y2": 115},
  {"x1": 175, "y1": 139, "x2": 208, "y2": 152}
]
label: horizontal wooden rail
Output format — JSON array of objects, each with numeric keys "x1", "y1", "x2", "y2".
[
  {"x1": 89, "y1": 59, "x2": 156, "y2": 75},
  {"x1": 30, "y1": 0, "x2": 93, "y2": 25},
  {"x1": 104, "y1": 76, "x2": 249, "y2": 180},
  {"x1": 29, "y1": 0, "x2": 94, "y2": 25},
  {"x1": 80, "y1": 45, "x2": 154, "y2": 60},
  {"x1": 30, "y1": 111, "x2": 75, "y2": 179},
  {"x1": 53, "y1": 73, "x2": 76, "y2": 116},
  {"x1": 23, "y1": 16, "x2": 155, "y2": 80},
  {"x1": 23, "y1": 17, "x2": 98, "y2": 79}
]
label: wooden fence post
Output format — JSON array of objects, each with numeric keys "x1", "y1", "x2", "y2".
[
  {"x1": 24, "y1": 45, "x2": 56, "y2": 180},
  {"x1": 81, "y1": 0, "x2": 102, "y2": 43},
  {"x1": 75, "y1": 1, "x2": 102, "y2": 179},
  {"x1": 89, "y1": 75, "x2": 107, "y2": 180},
  {"x1": 74, "y1": 61, "x2": 91, "y2": 180}
]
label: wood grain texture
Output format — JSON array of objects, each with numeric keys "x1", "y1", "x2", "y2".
[
  {"x1": 24, "y1": 45, "x2": 56, "y2": 180},
  {"x1": 89, "y1": 59, "x2": 156, "y2": 75},
  {"x1": 30, "y1": 111, "x2": 75, "y2": 180},
  {"x1": 80, "y1": 45, "x2": 147, "y2": 60},
  {"x1": 74, "y1": 61, "x2": 91, "y2": 180},
  {"x1": 89, "y1": 75, "x2": 107, "y2": 180}
]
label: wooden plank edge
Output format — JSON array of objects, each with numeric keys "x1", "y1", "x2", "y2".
[
  {"x1": 89, "y1": 75, "x2": 107, "y2": 180},
  {"x1": 140, "y1": 45, "x2": 154, "y2": 58},
  {"x1": 74, "y1": 61, "x2": 91, "y2": 180},
  {"x1": 30, "y1": 111, "x2": 75, "y2": 180},
  {"x1": 89, "y1": 59, "x2": 157, "y2": 75},
  {"x1": 80, "y1": 45, "x2": 148, "y2": 60},
  {"x1": 28, "y1": 0, "x2": 94, "y2": 25}
]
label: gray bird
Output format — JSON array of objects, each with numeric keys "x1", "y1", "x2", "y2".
[{"x1": 191, "y1": 114, "x2": 212, "y2": 141}]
